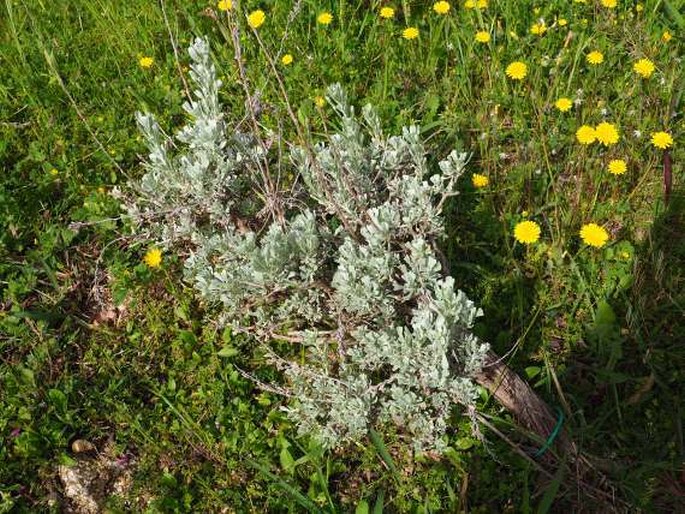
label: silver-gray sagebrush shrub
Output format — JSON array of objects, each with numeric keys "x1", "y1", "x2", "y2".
[{"x1": 123, "y1": 37, "x2": 489, "y2": 453}]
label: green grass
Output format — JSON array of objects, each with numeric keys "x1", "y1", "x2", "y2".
[{"x1": 1, "y1": 0, "x2": 684, "y2": 511}]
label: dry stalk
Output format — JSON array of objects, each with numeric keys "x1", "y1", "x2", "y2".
[
  {"x1": 159, "y1": 0, "x2": 191, "y2": 100},
  {"x1": 227, "y1": 16, "x2": 284, "y2": 225},
  {"x1": 474, "y1": 351, "x2": 627, "y2": 509}
]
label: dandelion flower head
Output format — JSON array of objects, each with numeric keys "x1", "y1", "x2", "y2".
[
  {"x1": 380, "y1": 6, "x2": 395, "y2": 19},
  {"x1": 530, "y1": 23, "x2": 547, "y2": 35},
  {"x1": 555, "y1": 98, "x2": 573, "y2": 112},
  {"x1": 580, "y1": 224, "x2": 609, "y2": 248},
  {"x1": 576, "y1": 125, "x2": 597, "y2": 145},
  {"x1": 651, "y1": 131, "x2": 673, "y2": 149},
  {"x1": 475, "y1": 31, "x2": 491, "y2": 43},
  {"x1": 595, "y1": 122, "x2": 619, "y2": 146},
  {"x1": 608, "y1": 159, "x2": 627, "y2": 175},
  {"x1": 601, "y1": 0, "x2": 617, "y2": 7},
  {"x1": 505, "y1": 61, "x2": 527, "y2": 80},
  {"x1": 317, "y1": 12, "x2": 333, "y2": 25},
  {"x1": 662, "y1": 31, "x2": 672, "y2": 42},
  {"x1": 217, "y1": 0, "x2": 232, "y2": 11},
  {"x1": 433, "y1": 1, "x2": 451, "y2": 14},
  {"x1": 514, "y1": 221, "x2": 541, "y2": 245},
  {"x1": 139, "y1": 56, "x2": 154, "y2": 69},
  {"x1": 472, "y1": 174, "x2": 489, "y2": 188},
  {"x1": 143, "y1": 248, "x2": 162, "y2": 267},
  {"x1": 281, "y1": 54, "x2": 293, "y2": 65},
  {"x1": 586, "y1": 51, "x2": 604, "y2": 65},
  {"x1": 247, "y1": 10, "x2": 266, "y2": 29},
  {"x1": 402, "y1": 27, "x2": 419, "y2": 40},
  {"x1": 633, "y1": 58, "x2": 655, "y2": 78},
  {"x1": 314, "y1": 96, "x2": 326, "y2": 108}
]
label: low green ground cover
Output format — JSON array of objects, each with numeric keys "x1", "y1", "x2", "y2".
[{"x1": 1, "y1": 0, "x2": 683, "y2": 511}]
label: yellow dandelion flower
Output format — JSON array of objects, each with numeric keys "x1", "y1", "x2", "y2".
[
  {"x1": 608, "y1": 159, "x2": 627, "y2": 175},
  {"x1": 558, "y1": 18, "x2": 568, "y2": 27},
  {"x1": 314, "y1": 96, "x2": 326, "y2": 108},
  {"x1": 465, "y1": 0, "x2": 487, "y2": 8},
  {"x1": 636, "y1": 3, "x2": 644, "y2": 12},
  {"x1": 402, "y1": 27, "x2": 419, "y2": 40},
  {"x1": 530, "y1": 23, "x2": 547, "y2": 35},
  {"x1": 633, "y1": 58, "x2": 655, "y2": 78},
  {"x1": 475, "y1": 31, "x2": 491, "y2": 43},
  {"x1": 555, "y1": 98, "x2": 573, "y2": 112},
  {"x1": 217, "y1": 0, "x2": 232, "y2": 11},
  {"x1": 139, "y1": 56, "x2": 154, "y2": 69},
  {"x1": 433, "y1": 1, "x2": 451, "y2": 14},
  {"x1": 247, "y1": 10, "x2": 266, "y2": 29},
  {"x1": 281, "y1": 54, "x2": 293, "y2": 65},
  {"x1": 505, "y1": 61, "x2": 527, "y2": 80},
  {"x1": 661, "y1": 31, "x2": 672, "y2": 43},
  {"x1": 380, "y1": 6, "x2": 395, "y2": 19},
  {"x1": 49, "y1": 168, "x2": 59, "y2": 176},
  {"x1": 586, "y1": 51, "x2": 604, "y2": 65},
  {"x1": 651, "y1": 131, "x2": 673, "y2": 149},
  {"x1": 472, "y1": 173, "x2": 489, "y2": 188},
  {"x1": 601, "y1": 0, "x2": 617, "y2": 7},
  {"x1": 143, "y1": 247, "x2": 163, "y2": 268},
  {"x1": 317, "y1": 12, "x2": 333, "y2": 25},
  {"x1": 576, "y1": 125, "x2": 597, "y2": 145},
  {"x1": 595, "y1": 122, "x2": 619, "y2": 146},
  {"x1": 477, "y1": 0, "x2": 488, "y2": 7},
  {"x1": 580, "y1": 223, "x2": 609, "y2": 248},
  {"x1": 514, "y1": 221, "x2": 541, "y2": 245}
]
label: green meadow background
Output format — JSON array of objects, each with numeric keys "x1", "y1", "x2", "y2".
[{"x1": 1, "y1": 0, "x2": 683, "y2": 511}]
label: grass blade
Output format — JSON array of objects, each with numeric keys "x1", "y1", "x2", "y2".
[
  {"x1": 372, "y1": 489, "x2": 385, "y2": 514},
  {"x1": 246, "y1": 459, "x2": 324, "y2": 513},
  {"x1": 535, "y1": 456, "x2": 567, "y2": 514},
  {"x1": 662, "y1": 0, "x2": 685, "y2": 30},
  {"x1": 368, "y1": 429, "x2": 398, "y2": 477}
]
